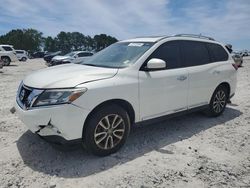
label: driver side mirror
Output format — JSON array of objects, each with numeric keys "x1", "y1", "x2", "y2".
[
  {"x1": 74, "y1": 55, "x2": 78, "y2": 58},
  {"x1": 144, "y1": 58, "x2": 166, "y2": 71}
]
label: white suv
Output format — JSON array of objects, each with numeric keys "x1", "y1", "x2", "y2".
[
  {"x1": 15, "y1": 50, "x2": 28, "y2": 61},
  {"x1": 0, "y1": 45, "x2": 18, "y2": 65},
  {"x1": 15, "y1": 34, "x2": 237, "y2": 156}
]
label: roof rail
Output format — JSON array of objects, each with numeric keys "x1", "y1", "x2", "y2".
[{"x1": 174, "y1": 34, "x2": 215, "y2": 41}]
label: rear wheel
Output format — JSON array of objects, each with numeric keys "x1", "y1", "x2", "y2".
[
  {"x1": 83, "y1": 104, "x2": 130, "y2": 156},
  {"x1": 1, "y1": 57, "x2": 10, "y2": 66},
  {"x1": 206, "y1": 85, "x2": 229, "y2": 117}
]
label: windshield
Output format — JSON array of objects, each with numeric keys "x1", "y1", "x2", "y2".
[
  {"x1": 65, "y1": 52, "x2": 76, "y2": 57},
  {"x1": 80, "y1": 42, "x2": 154, "y2": 68}
]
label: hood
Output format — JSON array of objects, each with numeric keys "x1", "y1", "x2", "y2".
[
  {"x1": 52, "y1": 55, "x2": 72, "y2": 61},
  {"x1": 23, "y1": 64, "x2": 118, "y2": 89}
]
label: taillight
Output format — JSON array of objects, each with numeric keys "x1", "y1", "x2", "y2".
[{"x1": 232, "y1": 63, "x2": 238, "y2": 70}]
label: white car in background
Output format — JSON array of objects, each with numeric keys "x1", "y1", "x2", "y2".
[
  {"x1": 48, "y1": 51, "x2": 94, "y2": 66},
  {"x1": 15, "y1": 50, "x2": 29, "y2": 61},
  {"x1": 0, "y1": 45, "x2": 18, "y2": 66}
]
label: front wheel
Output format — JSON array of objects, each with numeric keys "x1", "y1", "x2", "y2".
[
  {"x1": 206, "y1": 86, "x2": 229, "y2": 117},
  {"x1": 83, "y1": 104, "x2": 130, "y2": 156},
  {"x1": 1, "y1": 57, "x2": 10, "y2": 66}
]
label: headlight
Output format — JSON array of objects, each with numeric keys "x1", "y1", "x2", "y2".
[{"x1": 32, "y1": 88, "x2": 87, "y2": 107}]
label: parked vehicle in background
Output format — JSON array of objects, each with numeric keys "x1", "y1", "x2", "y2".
[
  {"x1": 232, "y1": 52, "x2": 243, "y2": 67},
  {"x1": 240, "y1": 50, "x2": 249, "y2": 57},
  {"x1": 0, "y1": 45, "x2": 18, "y2": 66},
  {"x1": 49, "y1": 51, "x2": 94, "y2": 66},
  {"x1": 31, "y1": 51, "x2": 47, "y2": 58},
  {"x1": 0, "y1": 58, "x2": 3, "y2": 69},
  {"x1": 43, "y1": 51, "x2": 62, "y2": 63},
  {"x1": 15, "y1": 34, "x2": 237, "y2": 156},
  {"x1": 15, "y1": 50, "x2": 29, "y2": 61}
]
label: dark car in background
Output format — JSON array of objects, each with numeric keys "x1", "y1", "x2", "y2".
[
  {"x1": 30, "y1": 51, "x2": 47, "y2": 58},
  {"x1": 43, "y1": 51, "x2": 62, "y2": 63}
]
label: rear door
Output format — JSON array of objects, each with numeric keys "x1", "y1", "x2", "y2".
[
  {"x1": 139, "y1": 41, "x2": 188, "y2": 121},
  {"x1": 180, "y1": 40, "x2": 222, "y2": 108}
]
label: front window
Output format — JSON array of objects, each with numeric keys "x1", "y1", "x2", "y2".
[{"x1": 80, "y1": 42, "x2": 154, "y2": 68}]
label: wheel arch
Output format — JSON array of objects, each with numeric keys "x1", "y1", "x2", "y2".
[
  {"x1": 82, "y1": 99, "x2": 135, "y2": 136},
  {"x1": 1, "y1": 56, "x2": 11, "y2": 61},
  {"x1": 217, "y1": 82, "x2": 231, "y2": 97}
]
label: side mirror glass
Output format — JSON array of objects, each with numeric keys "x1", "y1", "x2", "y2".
[{"x1": 146, "y1": 58, "x2": 166, "y2": 70}]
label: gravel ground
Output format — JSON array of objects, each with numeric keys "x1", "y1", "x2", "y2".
[{"x1": 0, "y1": 58, "x2": 250, "y2": 188}]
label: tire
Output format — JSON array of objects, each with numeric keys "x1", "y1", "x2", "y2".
[
  {"x1": 205, "y1": 85, "x2": 229, "y2": 117},
  {"x1": 83, "y1": 104, "x2": 130, "y2": 156},
  {"x1": 21, "y1": 57, "x2": 27, "y2": 61},
  {"x1": 1, "y1": 57, "x2": 10, "y2": 66}
]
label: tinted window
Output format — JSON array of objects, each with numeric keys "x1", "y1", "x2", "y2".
[
  {"x1": 2, "y1": 46, "x2": 13, "y2": 51},
  {"x1": 148, "y1": 41, "x2": 181, "y2": 69},
  {"x1": 181, "y1": 41, "x2": 210, "y2": 67},
  {"x1": 16, "y1": 50, "x2": 23, "y2": 54},
  {"x1": 207, "y1": 43, "x2": 228, "y2": 62},
  {"x1": 78, "y1": 52, "x2": 92, "y2": 57},
  {"x1": 83, "y1": 52, "x2": 93, "y2": 56}
]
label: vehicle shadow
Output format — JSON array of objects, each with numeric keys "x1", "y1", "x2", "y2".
[
  {"x1": 7, "y1": 64, "x2": 18, "y2": 67},
  {"x1": 17, "y1": 107, "x2": 242, "y2": 178}
]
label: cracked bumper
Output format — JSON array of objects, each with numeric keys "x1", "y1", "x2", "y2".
[{"x1": 15, "y1": 101, "x2": 90, "y2": 141}]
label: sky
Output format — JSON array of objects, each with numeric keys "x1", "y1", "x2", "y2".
[{"x1": 0, "y1": 0, "x2": 250, "y2": 50}]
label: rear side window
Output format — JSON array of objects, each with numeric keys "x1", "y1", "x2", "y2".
[
  {"x1": 147, "y1": 41, "x2": 182, "y2": 69},
  {"x1": 207, "y1": 43, "x2": 228, "y2": 62},
  {"x1": 83, "y1": 52, "x2": 93, "y2": 56},
  {"x1": 181, "y1": 41, "x2": 210, "y2": 67},
  {"x1": 78, "y1": 52, "x2": 93, "y2": 57},
  {"x1": 16, "y1": 51, "x2": 23, "y2": 54},
  {"x1": 2, "y1": 46, "x2": 13, "y2": 51}
]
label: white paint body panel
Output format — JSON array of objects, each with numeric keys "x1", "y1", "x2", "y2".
[{"x1": 16, "y1": 36, "x2": 237, "y2": 141}]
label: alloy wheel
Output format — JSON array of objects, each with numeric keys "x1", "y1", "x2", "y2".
[
  {"x1": 94, "y1": 114, "x2": 125, "y2": 150},
  {"x1": 213, "y1": 90, "x2": 226, "y2": 113}
]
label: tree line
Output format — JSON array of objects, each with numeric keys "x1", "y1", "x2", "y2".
[{"x1": 0, "y1": 29, "x2": 118, "y2": 54}]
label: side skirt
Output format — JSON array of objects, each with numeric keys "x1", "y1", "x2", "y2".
[{"x1": 135, "y1": 105, "x2": 209, "y2": 126}]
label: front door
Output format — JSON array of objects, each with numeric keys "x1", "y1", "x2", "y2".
[{"x1": 139, "y1": 41, "x2": 188, "y2": 121}]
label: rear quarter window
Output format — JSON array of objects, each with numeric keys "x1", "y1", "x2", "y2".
[{"x1": 207, "y1": 43, "x2": 229, "y2": 62}]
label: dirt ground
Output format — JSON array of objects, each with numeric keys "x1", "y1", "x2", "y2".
[{"x1": 0, "y1": 58, "x2": 250, "y2": 188}]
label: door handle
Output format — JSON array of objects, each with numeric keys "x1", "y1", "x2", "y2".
[{"x1": 177, "y1": 75, "x2": 187, "y2": 81}]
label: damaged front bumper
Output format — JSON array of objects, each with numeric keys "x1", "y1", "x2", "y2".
[{"x1": 15, "y1": 101, "x2": 90, "y2": 142}]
